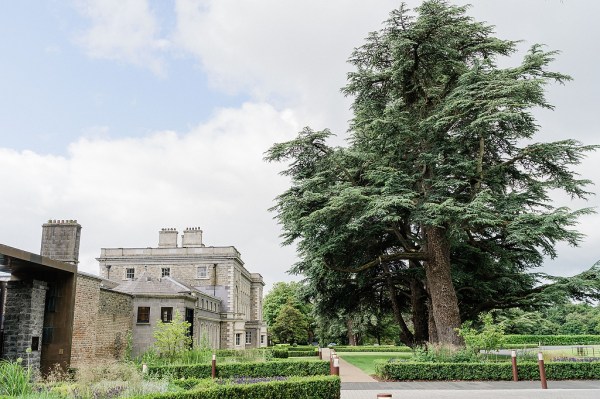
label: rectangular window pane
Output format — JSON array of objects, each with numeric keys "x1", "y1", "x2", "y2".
[
  {"x1": 161, "y1": 267, "x2": 170, "y2": 277},
  {"x1": 137, "y1": 307, "x2": 150, "y2": 323},
  {"x1": 260, "y1": 335, "x2": 265, "y2": 344},
  {"x1": 197, "y1": 266, "x2": 207, "y2": 278},
  {"x1": 161, "y1": 307, "x2": 173, "y2": 323},
  {"x1": 126, "y1": 268, "x2": 135, "y2": 279},
  {"x1": 245, "y1": 331, "x2": 252, "y2": 344},
  {"x1": 235, "y1": 333, "x2": 241, "y2": 346}
]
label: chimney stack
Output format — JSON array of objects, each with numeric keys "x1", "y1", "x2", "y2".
[
  {"x1": 40, "y1": 219, "x2": 82, "y2": 265},
  {"x1": 158, "y1": 228, "x2": 178, "y2": 248},
  {"x1": 182, "y1": 227, "x2": 204, "y2": 248}
]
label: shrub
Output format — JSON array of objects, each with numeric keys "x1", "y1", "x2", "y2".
[
  {"x1": 458, "y1": 312, "x2": 506, "y2": 357},
  {"x1": 504, "y1": 335, "x2": 600, "y2": 345},
  {"x1": 133, "y1": 375, "x2": 340, "y2": 399},
  {"x1": 375, "y1": 361, "x2": 600, "y2": 381},
  {"x1": 153, "y1": 311, "x2": 192, "y2": 360},
  {"x1": 148, "y1": 360, "x2": 330, "y2": 379}
]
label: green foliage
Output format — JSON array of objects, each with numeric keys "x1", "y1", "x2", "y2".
[
  {"x1": 133, "y1": 376, "x2": 340, "y2": 399},
  {"x1": 152, "y1": 311, "x2": 192, "y2": 360},
  {"x1": 0, "y1": 359, "x2": 32, "y2": 396},
  {"x1": 499, "y1": 303, "x2": 600, "y2": 335},
  {"x1": 457, "y1": 313, "x2": 506, "y2": 356},
  {"x1": 148, "y1": 360, "x2": 330, "y2": 379},
  {"x1": 271, "y1": 301, "x2": 309, "y2": 344},
  {"x1": 376, "y1": 361, "x2": 600, "y2": 381},
  {"x1": 504, "y1": 335, "x2": 600, "y2": 345},
  {"x1": 263, "y1": 282, "x2": 312, "y2": 326}
]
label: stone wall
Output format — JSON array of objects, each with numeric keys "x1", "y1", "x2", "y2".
[
  {"x1": 2, "y1": 280, "x2": 47, "y2": 369},
  {"x1": 71, "y1": 274, "x2": 132, "y2": 368}
]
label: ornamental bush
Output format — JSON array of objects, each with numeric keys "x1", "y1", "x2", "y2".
[
  {"x1": 375, "y1": 361, "x2": 600, "y2": 380},
  {"x1": 148, "y1": 360, "x2": 330, "y2": 379}
]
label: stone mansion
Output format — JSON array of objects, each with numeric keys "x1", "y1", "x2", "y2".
[{"x1": 98, "y1": 227, "x2": 267, "y2": 355}]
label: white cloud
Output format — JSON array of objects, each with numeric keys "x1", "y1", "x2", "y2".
[
  {"x1": 173, "y1": 0, "x2": 400, "y2": 136},
  {"x1": 0, "y1": 102, "x2": 302, "y2": 290},
  {"x1": 74, "y1": 0, "x2": 169, "y2": 75}
]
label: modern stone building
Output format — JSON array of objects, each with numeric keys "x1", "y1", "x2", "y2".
[
  {"x1": 0, "y1": 220, "x2": 132, "y2": 372},
  {"x1": 97, "y1": 227, "x2": 267, "y2": 355}
]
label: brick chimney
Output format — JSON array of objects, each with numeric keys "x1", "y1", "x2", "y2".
[{"x1": 40, "y1": 219, "x2": 82, "y2": 265}]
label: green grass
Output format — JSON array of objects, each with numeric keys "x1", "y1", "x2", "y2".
[{"x1": 339, "y1": 352, "x2": 412, "y2": 375}]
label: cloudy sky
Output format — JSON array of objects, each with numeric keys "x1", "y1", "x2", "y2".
[{"x1": 0, "y1": 0, "x2": 598, "y2": 292}]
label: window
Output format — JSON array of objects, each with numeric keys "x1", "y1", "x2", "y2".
[
  {"x1": 197, "y1": 265, "x2": 208, "y2": 278},
  {"x1": 161, "y1": 267, "x2": 170, "y2": 277},
  {"x1": 137, "y1": 307, "x2": 150, "y2": 323},
  {"x1": 126, "y1": 268, "x2": 135, "y2": 279},
  {"x1": 261, "y1": 335, "x2": 265, "y2": 345},
  {"x1": 161, "y1": 307, "x2": 173, "y2": 323},
  {"x1": 245, "y1": 331, "x2": 252, "y2": 345},
  {"x1": 235, "y1": 333, "x2": 241, "y2": 346}
]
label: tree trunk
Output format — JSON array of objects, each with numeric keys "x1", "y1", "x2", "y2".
[
  {"x1": 382, "y1": 263, "x2": 415, "y2": 347},
  {"x1": 410, "y1": 274, "x2": 429, "y2": 344},
  {"x1": 423, "y1": 225, "x2": 463, "y2": 346},
  {"x1": 427, "y1": 297, "x2": 439, "y2": 344},
  {"x1": 346, "y1": 318, "x2": 357, "y2": 346}
]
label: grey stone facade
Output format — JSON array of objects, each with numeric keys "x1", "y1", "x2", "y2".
[
  {"x1": 98, "y1": 227, "x2": 267, "y2": 352},
  {"x1": 2, "y1": 280, "x2": 47, "y2": 369}
]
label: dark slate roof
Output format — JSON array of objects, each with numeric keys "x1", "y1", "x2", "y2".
[{"x1": 111, "y1": 272, "x2": 194, "y2": 296}]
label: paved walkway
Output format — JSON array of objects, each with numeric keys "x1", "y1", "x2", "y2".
[{"x1": 322, "y1": 348, "x2": 600, "y2": 399}]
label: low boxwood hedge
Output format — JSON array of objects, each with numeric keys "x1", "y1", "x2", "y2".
[
  {"x1": 504, "y1": 335, "x2": 600, "y2": 346},
  {"x1": 148, "y1": 360, "x2": 330, "y2": 379},
  {"x1": 137, "y1": 375, "x2": 340, "y2": 399},
  {"x1": 333, "y1": 346, "x2": 412, "y2": 353},
  {"x1": 375, "y1": 361, "x2": 600, "y2": 381},
  {"x1": 288, "y1": 350, "x2": 318, "y2": 357}
]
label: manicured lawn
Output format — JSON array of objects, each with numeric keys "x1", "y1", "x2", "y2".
[{"x1": 339, "y1": 352, "x2": 412, "y2": 375}]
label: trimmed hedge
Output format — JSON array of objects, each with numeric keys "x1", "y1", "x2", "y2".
[
  {"x1": 376, "y1": 361, "x2": 600, "y2": 381},
  {"x1": 148, "y1": 360, "x2": 330, "y2": 379},
  {"x1": 137, "y1": 375, "x2": 340, "y2": 399},
  {"x1": 504, "y1": 335, "x2": 600, "y2": 346},
  {"x1": 288, "y1": 350, "x2": 318, "y2": 357},
  {"x1": 272, "y1": 349, "x2": 289, "y2": 359},
  {"x1": 333, "y1": 346, "x2": 412, "y2": 353}
]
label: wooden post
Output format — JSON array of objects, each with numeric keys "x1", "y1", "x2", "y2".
[
  {"x1": 211, "y1": 354, "x2": 216, "y2": 379},
  {"x1": 511, "y1": 350, "x2": 518, "y2": 382},
  {"x1": 538, "y1": 352, "x2": 548, "y2": 389},
  {"x1": 332, "y1": 355, "x2": 340, "y2": 376},
  {"x1": 319, "y1": 347, "x2": 322, "y2": 360}
]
